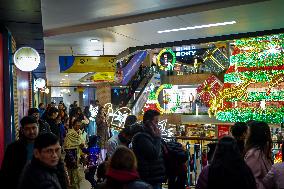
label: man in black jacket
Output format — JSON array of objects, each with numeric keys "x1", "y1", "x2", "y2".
[
  {"x1": 0, "y1": 116, "x2": 39, "y2": 189},
  {"x1": 28, "y1": 108, "x2": 51, "y2": 134},
  {"x1": 18, "y1": 133, "x2": 67, "y2": 189},
  {"x1": 45, "y1": 107, "x2": 60, "y2": 138},
  {"x1": 132, "y1": 110, "x2": 166, "y2": 189}
]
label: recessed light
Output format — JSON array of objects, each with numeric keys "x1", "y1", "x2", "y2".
[
  {"x1": 87, "y1": 85, "x2": 90, "y2": 86},
  {"x1": 60, "y1": 81, "x2": 63, "y2": 84},
  {"x1": 65, "y1": 74, "x2": 69, "y2": 77},
  {"x1": 62, "y1": 78, "x2": 66, "y2": 81},
  {"x1": 157, "y1": 21, "x2": 236, "y2": 34},
  {"x1": 90, "y1": 39, "x2": 99, "y2": 43}
]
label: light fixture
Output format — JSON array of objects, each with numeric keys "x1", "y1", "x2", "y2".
[
  {"x1": 157, "y1": 21, "x2": 236, "y2": 34},
  {"x1": 90, "y1": 39, "x2": 100, "y2": 43},
  {"x1": 87, "y1": 85, "x2": 90, "y2": 86},
  {"x1": 60, "y1": 81, "x2": 63, "y2": 84},
  {"x1": 62, "y1": 78, "x2": 66, "y2": 81},
  {"x1": 14, "y1": 47, "x2": 40, "y2": 71},
  {"x1": 65, "y1": 74, "x2": 69, "y2": 77}
]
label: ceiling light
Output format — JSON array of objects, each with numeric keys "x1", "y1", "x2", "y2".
[
  {"x1": 62, "y1": 78, "x2": 66, "y2": 81},
  {"x1": 60, "y1": 81, "x2": 63, "y2": 84},
  {"x1": 157, "y1": 21, "x2": 236, "y2": 34},
  {"x1": 90, "y1": 39, "x2": 100, "y2": 43},
  {"x1": 65, "y1": 74, "x2": 69, "y2": 77},
  {"x1": 87, "y1": 85, "x2": 90, "y2": 87}
]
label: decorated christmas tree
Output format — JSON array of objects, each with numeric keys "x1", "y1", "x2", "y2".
[{"x1": 210, "y1": 34, "x2": 284, "y2": 123}]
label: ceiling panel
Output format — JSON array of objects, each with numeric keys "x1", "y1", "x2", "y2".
[
  {"x1": 41, "y1": 0, "x2": 215, "y2": 30},
  {"x1": 44, "y1": 0, "x2": 284, "y2": 86}
]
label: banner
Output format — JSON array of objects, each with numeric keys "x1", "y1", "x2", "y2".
[
  {"x1": 121, "y1": 51, "x2": 147, "y2": 85},
  {"x1": 59, "y1": 56, "x2": 116, "y2": 73},
  {"x1": 91, "y1": 72, "x2": 115, "y2": 82}
]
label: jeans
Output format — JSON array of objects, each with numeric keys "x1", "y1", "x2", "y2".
[{"x1": 151, "y1": 183, "x2": 162, "y2": 189}]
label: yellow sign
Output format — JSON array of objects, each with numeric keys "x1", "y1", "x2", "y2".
[
  {"x1": 59, "y1": 56, "x2": 116, "y2": 73},
  {"x1": 91, "y1": 72, "x2": 115, "y2": 81}
]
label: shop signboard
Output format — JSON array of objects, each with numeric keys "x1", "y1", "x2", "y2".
[
  {"x1": 14, "y1": 47, "x2": 40, "y2": 72},
  {"x1": 121, "y1": 50, "x2": 147, "y2": 85},
  {"x1": 59, "y1": 56, "x2": 116, "y2": 73},
  {"x1": 175, "y1": 46, "x2": 197, "y2": 57},
  {"x1": 217, "y1": 125, "x2": 230, "y2": 138}
]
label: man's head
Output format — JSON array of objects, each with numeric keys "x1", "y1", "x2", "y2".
[
  {"x1": 95, "y1": 100, "x2": 100, "y2": 106},
  {"x1": 28, "y1": 108, "x2": 40, "y2": 121},
  {"x1": 143, "y1": 110, "x2": 160, "y2": 125},
  {"x1": 50, "y1": 102, "x2": 56, "y2": 108},
  {"x1": 20, "y1": 116, "x2": 39, "y2": 141},
  {"x1": 47, "y1": 107, "x2": 59, "y2": 120},
  {"x1": 230, "y1": 122, "x2": 248, "y2": 140},
  {"x1": 34, "y1": 133, "x2": 61, "y2": 167},
  {"x1": 38, "y1": 103, "x2": 45, "y2": 110}
]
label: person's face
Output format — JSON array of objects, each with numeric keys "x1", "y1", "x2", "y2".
[
  {"x1": 51, "y1": 103, "x2": 56, "y2": 108},
  {"x1": 51, "y1": 112, "x2": 58, "y2": 120},
  {"x1": 34, "y1": 142, "x2": 61, "y2": 167},
  {"x1": 40, "y1": 104, "x2": 45, "y2": 109},
  {"x1": 152, "y1": 115, "x2": 159, "y2": 126},
  {"x1": 58, "y1": 104, "x2": 63, "y2": 110},
  {"x1": 32, "y1": 113, "x2": 40, "y2": 121},
  {"x1": 23, "y1": 123, "x2": 39, "y2": 141},
  {"x1": 74, "y1": 121, "x2": 81, "y2": 131}
]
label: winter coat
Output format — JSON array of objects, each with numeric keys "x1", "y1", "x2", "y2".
[
  {"x1": 46, "y1": 117, "x2": 60, "y2": 138},
  {"x1": 107, "y1": 134, "x2": 122, "y2": 158},
  {"x1": 263, "y1": 162, "x2": 284, "y2": 189},
  {"x1": 18, "y1": 158, "x2": 67, "y2": 189},
  {"x1": 0, "y1": 139, "x2": 29, "y2": 189},
  {"x1": 132, "y1": 127, "x2": 166, "y2": 185},
  {"x1": 245, "y1": 148, "x2": 272, "y2": 189}
]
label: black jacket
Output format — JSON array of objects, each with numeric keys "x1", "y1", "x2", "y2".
[
  {"x1": 38, "y1": 119, "x2": 51, "y2": 134},
  {"x1": 0, "y1": 139, "x2": 28, "y2": 189},
  {"x1": 132, "y1": 127, "x2": 166, "y2": 184},
  {"x1": 18, "y1": 158, "x2": 67, "y2": 189}
]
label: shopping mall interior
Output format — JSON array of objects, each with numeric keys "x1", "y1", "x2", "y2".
[{"x1": 1, "y1": 0, "x2": 284, "y2": 189}]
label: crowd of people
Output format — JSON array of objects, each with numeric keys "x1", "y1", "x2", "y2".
[{"x1": 0, "y1": 100, "x2": 284, "y2": 189}]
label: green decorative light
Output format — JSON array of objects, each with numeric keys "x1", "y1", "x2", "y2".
[
  {"x1": 224, "y1": 70, "x2": 284, "y2": 83},
  {"x1": 156, "y1": 48, "x2": 176, "y2": 71},
  {"x1": 216, "y1": 107, "x2": 284, "y2": 123}
]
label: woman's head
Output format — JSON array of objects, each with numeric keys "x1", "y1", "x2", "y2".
[
  {"x1": 72, "y1": 119, "x2": 82, "y2": 131},
  {"x1": 209, "y1": 136, "x2": 256, "y2": 189},
  {"x1": 109, "y1": 146, "x2": 137, "y2": 171},
  {"x1": 75, "y1": 107, "x2": 82, "y2": 115},
  {"x1": 245, "y1": 121, "x2": 272, "y2": 157}
]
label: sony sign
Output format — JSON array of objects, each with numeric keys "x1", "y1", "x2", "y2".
[{"x1": 175, "y1": 46, "x2": 197, "y2": 57}]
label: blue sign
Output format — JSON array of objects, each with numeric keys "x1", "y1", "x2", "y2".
[{"x1": 175, "y1": 46, "x2": 197, "y2": 57}]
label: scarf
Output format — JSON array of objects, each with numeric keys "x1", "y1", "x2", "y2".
[{"x1": 106, "y1": 168, "x2": 140, "y2": 183}]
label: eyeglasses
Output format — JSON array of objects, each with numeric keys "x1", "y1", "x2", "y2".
[{"x1": 42, "y1": 147, "x2": 62, "y2": 156}]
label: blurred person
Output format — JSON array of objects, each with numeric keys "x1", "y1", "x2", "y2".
[
  {"x1": 45, "y1": 107, "x2": 60, "y2": 138},
  {"x1": 245, "y1": 121, "x2": 273, "y2": 189},
  {"x1": 1, "y1": 116, "x2": 39, "y2": 189},
  {"x1": 38, "y1": 103, "x2": 45, "y2": 118},
  {"x1": 263, "y1": 144, "x2": 284, "y2": 189},
  {"x1": 58, "y1": 102, "x2": 68, "y2": 121},
  {"x1": 124, "y1": 115, "x2": 137, "y2": 127},
  {"x1": 96, "y1": 107, "x2": 109, "y2": 160},
  {"x1": 230, "y1": 122, "x2": 248, "y2": 155},
  {"x1": 132, "y1": 110, "x2": 165, "y2": 189},
  {"x1": 28, "y1": 107, "x2": 51, "y2": 134},
  {"x1": 97, "y1": 146, "x2": 152, "y2": 189},
  {"x1": 55, "y1": 114, "x2": 66, "y2": 147},
  {"x1": 64, "y1": 119, "x2": 85, "y2": 189},
  {"x1": 18, "y1": 133, "x2": 67, "y2": 189},
  {"x1": 51, "y1": 102, "x2": 56, "y2": 108},
  {"x1": 107, "y1": 124, "x2": 142, "y2": 158},
  {"x1": 201, "y1": 149, "x2": 208, "y2": 167},
  {"x1": 70, "y1": 107, "x2": 89, "y2": 126},
  {"x1": 41, "y1": 103, "x2": 51, "y2": 120},
  {"x1": 196, "y1": 136, "x2": 256, "y2": 189}
]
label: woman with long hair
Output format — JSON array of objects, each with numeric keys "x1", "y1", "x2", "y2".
[
  {"x1": 244, "y1": 121, "x2": 273, "y2": 189},
  {"x1": 97, "y1": 146, "x2": 152, "y2": 189},
  {"x1": 96, "y1": 107, "x2": 109, "y2": 160},
  {"x1": 196, "y1": 136, "x2": 256, "y2": 189}
]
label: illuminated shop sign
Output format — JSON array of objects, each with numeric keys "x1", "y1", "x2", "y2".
[{"x1": 175, "y1": 46, "x2": 197, "y2": 57}]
